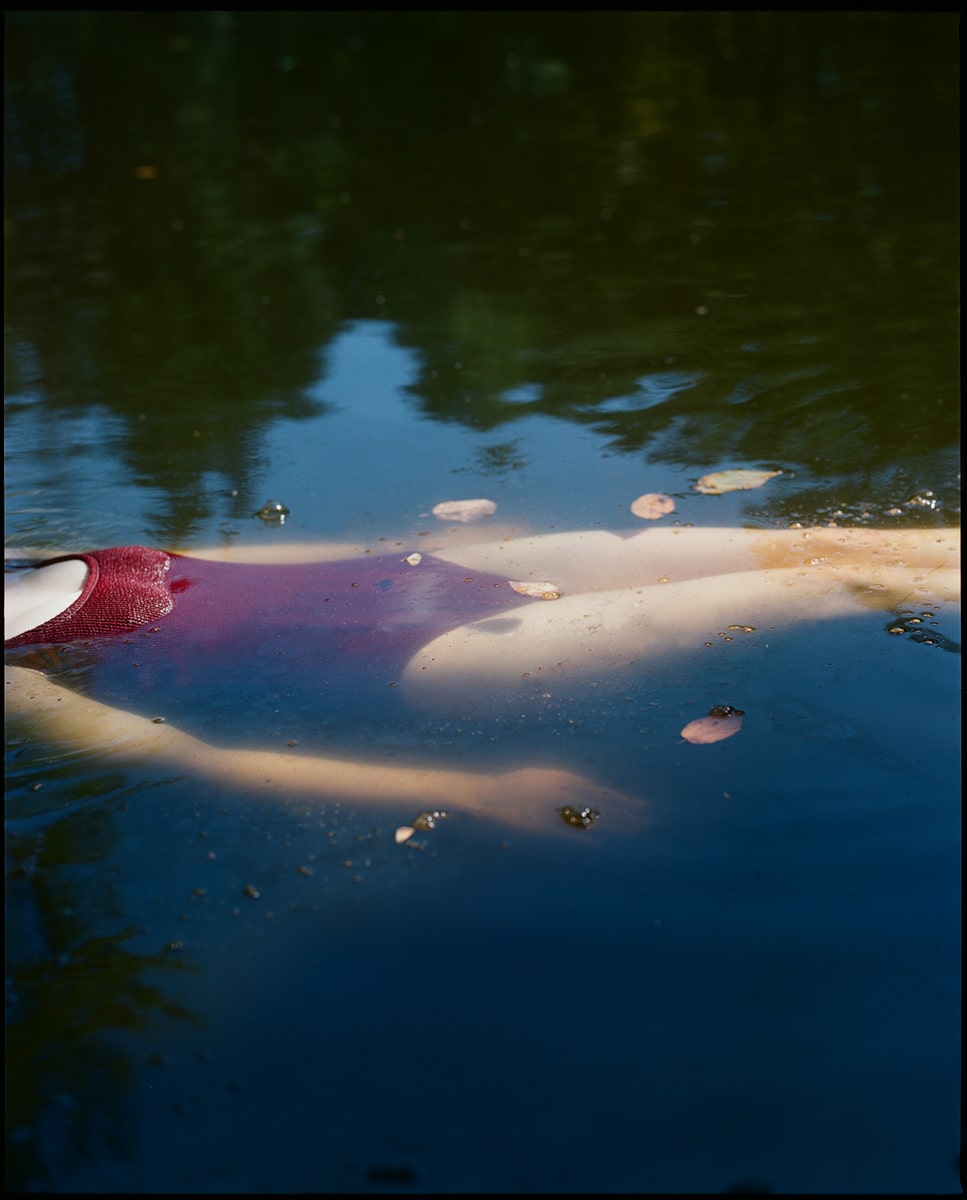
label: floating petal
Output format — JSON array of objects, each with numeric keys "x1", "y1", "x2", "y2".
[
  {"x1": 431, "y1": 498, "x2": 497, "y2": 523},
  {"x1": 394, "y1": 826, "x2": 416, "y2": 844},
  {"x1": 630, "y1": 492, "x2": 676, "y2": 520},
  {"x1": 680, "y1": 707, "x2": 745, "y2": 744},
  {"x1": 693, "y1": 469, "x2": 782, "y2": 495}
]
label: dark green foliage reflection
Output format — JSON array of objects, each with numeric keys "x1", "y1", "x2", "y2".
[
  {"x1": 5, "y1": 789, "x2": 199, "y2": 1190},
  {"x1": 4, "y1": 12, "x2": 959, "y2": 539}
]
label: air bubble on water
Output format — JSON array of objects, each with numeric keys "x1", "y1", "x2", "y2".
[
  {"x1": 411, "y1": 810, "x2": 448, "y2": 831},
  {"x1": 255, "y1": 500, "x2": 290, "y2": 524}
]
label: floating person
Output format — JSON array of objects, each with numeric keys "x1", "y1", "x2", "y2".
[{"x1": 5, "y1": 523, "x2": 960, "y2": 829}]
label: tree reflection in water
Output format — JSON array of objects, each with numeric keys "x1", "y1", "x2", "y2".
[
  {"x1": 6, "y1": 767, "x2": 200, "y2": 1191},
  {"x1": 3, "y1": 12, "x2": 958, "y2": 544}
]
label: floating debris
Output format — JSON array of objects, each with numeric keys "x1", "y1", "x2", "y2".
[
  {"x1": 884, "y1": 615, "x2": 960, "y2": 652},
  {"x1": 508, "y1": 579, "x2": 561, "y2": 599},
  {"x1": 560, "y1": 805, "x2": 600, "y2": 829},
  {"x1": 366, "y1": 1166, "x2": 417, "y2": 1186},
  {"x1": 254, "y1": 499, "x2": 290, "y2": 523},
  {"x1": 630, "y1": 492, "x2": 676, "y2": 520},
  {"x1": 693, "y1": 469, "x2": 781, "y2": 495},
  {"x1": 681, "y1": 706, "x2": 745, "y2": 745},
  {"x1": 431, "y1": 498, "x2": 497, "y2": 523},
  {"x1": 404, "y1": 552, "x2": 422, "y2": 566},
  {"x1": 411, "y1": 810, "x2": 447, "y2": 830},
  {"x1": 396, "y1": 810, "x2": 449, "y2": 844},
  {"x1": 905, "y1": 492, "x2": 938, "y2": 509}
]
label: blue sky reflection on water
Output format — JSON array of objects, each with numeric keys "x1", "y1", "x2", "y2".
[
  {"x1": 7, "y1": 319, "x2": 736, "y2": 550},
  {"x1": 261, "y1": 320, "x2": 699, "y2": 541},
  {"x1": 267, "y1": 316, "x2": 810, "y2": 545}
]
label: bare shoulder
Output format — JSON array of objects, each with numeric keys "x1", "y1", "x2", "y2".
[
  {"x1": 5, "y1": 662, "x2": 76, "y2": 720},
  {"x1": 4, "y1": 662, "x2": 203, "y2": 766}
]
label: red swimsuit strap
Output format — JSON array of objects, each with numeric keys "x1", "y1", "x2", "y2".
[{"x1": 4, "y1": 546, "x2": 174, "y2": 648}]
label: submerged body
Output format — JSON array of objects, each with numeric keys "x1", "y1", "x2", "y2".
[{"x1": 5, "y1": 523, "x2": 960, "y2": 828}]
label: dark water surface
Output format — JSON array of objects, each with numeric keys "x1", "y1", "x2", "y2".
[{"x1": 4, "y1": 13, "x2": 960, "y2": 1193}]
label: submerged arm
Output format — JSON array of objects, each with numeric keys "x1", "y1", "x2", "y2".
[{"x1": 4, "y1": 665, "x2": 631, "y2": 831}]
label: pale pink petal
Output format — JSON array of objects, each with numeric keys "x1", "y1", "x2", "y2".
[
  {"x1": 630, "y1": 492, "x2": 676, "y2": 520},
  {"x1": 680, "y1": 710, "x2": 745, "y2": 745}
]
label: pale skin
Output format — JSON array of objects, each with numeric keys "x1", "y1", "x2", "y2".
[{"x1": 4, "y1": 523, "x2": 960, "y2": 830}]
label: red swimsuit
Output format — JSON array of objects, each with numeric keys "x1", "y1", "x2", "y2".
[
  {"x1": 5, "y1": 547, "x2": 537, "y2": 735},
  {"x1": 5, "y1": 545, "x2": 535, "y2": 650}
]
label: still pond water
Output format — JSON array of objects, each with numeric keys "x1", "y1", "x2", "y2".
[{"x1": 4, "y1": 13, "x2": 960, "y2": 1193}]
